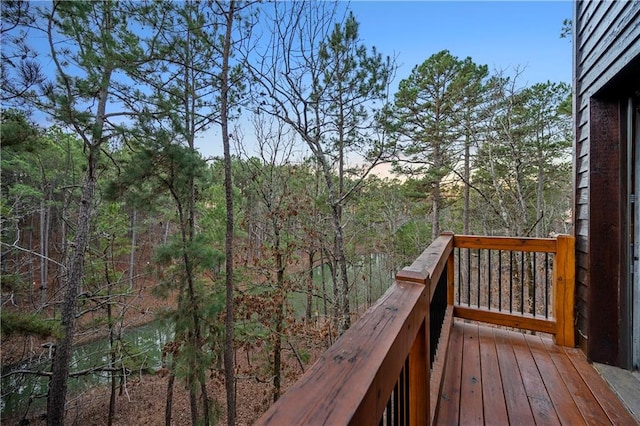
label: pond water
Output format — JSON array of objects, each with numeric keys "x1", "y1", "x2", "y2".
[{"x1": 1, "y1": 319, "x2": 173, "y2": 418}]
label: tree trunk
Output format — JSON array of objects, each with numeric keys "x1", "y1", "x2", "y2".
[
  {"x1": 220, "y1": 3, "x2": 237, "y2": 424},
  {"x1": 273, "y1": 248, "x2": 284, "y2": 402},
  {"x1": 39, "y1": 190, "x2": 50, "y2": 308},
  {"x1": 306, "y1": 251, "x2": 314, "y2": 322},
  {"x1": 463, "y1": 133, "x2": 471, "y2": 235},
  {"x1": 432, "y1": 182, "x2": 441, "y2": 240},
  {"x1": 199, "y1": 379, "x2": 209, "y2": 426},
  {"x1": 47, "y1": 156, "x2": 97, "y2": 425},
  {"x1": 44, "y1": 3, "x2": 114, "y2": 422},
  {"x1": 332, "y1": 203, "x2": 351, "y2": 332},
  {"x1": 128, "y1": 208, "x2": 137, "y2": 288},
  {"x1": 320, "y1": 248, "x2": 328, "y2": 319},
  {"x1": 29, "y1": 215, "x2": 35, "y2": 304},
  {"x1": 189, "y1": 375, "x2": 198, "y2": 426},
  {"x1": 354, "y1": 262, "x2": 359, "y2": 314},
  {"x1": 368, "y1": 254, "x2": 373, "y2": 306},
  {"x1": 536, "y1": 143, "x2": 545, "y2": 238},
  {"x1": 273, "y1": 313, "x2": 283, "y2": 402},
  {"x1": 107, "y1": 268, "x2": 116, "y2": 426},
  {"x1": 165, "y1": 372, "x2": 175, "y2": 426}
]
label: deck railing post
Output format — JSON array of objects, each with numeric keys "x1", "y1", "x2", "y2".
[
  {"x1": 397, "y1": 266, "x2": 430, "y2": 426},
  {"x1": 442, "y1": 231, "x2": 455, "y2": 306},
  {"x1": 409, "y1": 315, "x2": 429, "y2": 426},
  {"x1": 553, "y1": 234, "x2": 576, "y2": 347},
  {"x1": 397, "y1": 234, "x2": 456, "y2": 426}
]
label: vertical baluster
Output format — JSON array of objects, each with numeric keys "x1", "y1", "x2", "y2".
[
  {"x1": 393, "y1": 377, "x2": 399, "y2": 425},
  {"x1": 545, "y1": 252, "x2": 550, "y2": 318},
  {"x1": 488, "y1": 249, "x2": 492, "y2": 310},
  {"x1": 498, "y1": 250, "x2": 503, "y2": 311},
  {"x1": 457, "y1": 248, "x2": 461, "y2": 305},
  {"x1": 386, "y1": 393, "x2": 393, "y2": 426},
  {"x1": 533, "y1": 252, "x2": 537, "y2": 316},
  {"x1": 520, "y1": 251, "x2": 525, "y2": 315},
  {"x1": 403, "y1": 358, "x2": 410, "y2": 424},
  {"x1": 397, "y1": 359, "x2": 407, "y2": 425},
  {"x1": 509, "y1": 251, "x2": 513, "y2": 313},
  {"x1": 467, "y1": 248, "x2": 471, "y2": 307},
  {"x1": 398, "y1": 366, "x2": 404, "y2": 425},
  {"x1": 477, "y1": 249, "x2": 481, "y2": 307}
]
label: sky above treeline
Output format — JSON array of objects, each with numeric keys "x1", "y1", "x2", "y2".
[
  {"x1": 347, "y1": 1, "x2": 573, "y2": 90},
  {"x1": 21, "y1": 1, "x2": 574, "y2": 159},
  {"x1": 222, "y1": 1, "x2": 574, "y2": 161}
]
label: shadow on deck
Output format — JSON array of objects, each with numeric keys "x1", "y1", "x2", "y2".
[{"x1": 436, "y1": 320, "x2": 637, "y2": 425}]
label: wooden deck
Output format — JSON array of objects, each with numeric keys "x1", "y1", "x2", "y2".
[{"x1": 435, "y1": 320, "x2": 638, "y2": 425}]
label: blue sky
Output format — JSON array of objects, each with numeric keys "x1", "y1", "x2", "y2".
[
  {"x1": 212, "y1": 1, "x2": 575, "y2": 158},
  {"x1": 347, "y1": 1, "x2": 573, "y2": 90},
  {"x1": 19, "y1": 1, "x2": 573, "y2": 159}
]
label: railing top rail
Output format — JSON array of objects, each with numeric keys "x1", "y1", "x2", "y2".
[
  {"x1": 396, "y1": 233, "x2": 454, "y2": 287},
  {"x1": 256, "y1": 281, "x2": 428, "y2": 425},
  {"x1": 453, "y1": 234, "x2": 566, "y2": 253}
]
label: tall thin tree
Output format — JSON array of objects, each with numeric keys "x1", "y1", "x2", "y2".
[
  {"x1": 40, "y1": 2, "x2": 142, "y2": 423},
  {"x1": 249, "y1": 2, "x2": 395, "y2": 332}
]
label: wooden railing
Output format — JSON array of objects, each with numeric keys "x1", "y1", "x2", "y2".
[
  {"x1": 256, "y1": 233, "x2": 575, "y2": 425},
  {"x1": 450, "y1": 234, "x2": 575, "y2": 347}
]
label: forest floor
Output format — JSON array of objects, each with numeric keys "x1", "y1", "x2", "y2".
[
  {"x1": 4, "y1": 342, "x2": 322, "y2": 425},
  {"x1": 34, "y1": 339, "x2": 322, "y2": 426},
  {"x1": 1, "y1": 282, "x2": 327, "y2": 425}
]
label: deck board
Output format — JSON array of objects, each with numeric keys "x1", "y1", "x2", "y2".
[
  {"x1": 459, "y1": 323, "x2": 483, "y2": 425},
  {"x1": 524, "y1": 333, "x2": 586, "y2": 425},
  {"x1": 478, "y1": 325, "x2": 509, "y2": 425},
  {"x1": 435, "y1": 320, "x2": 637, "y2": 425},
  {"x1": 542, "y1": 337, "x2": 611, "y2": 424},
  {"x1": 435, "y1": 319, "x2": 463, "y2": 425},
  {"x1": 511, "y1": 331, "x2": 560, "y2": 425},
  {"x1": 494, "y1": 328, "x2": 536, "y2": 424},
  {"x1": 564, "y1": 348, "x2": 639, "y2": 425}
]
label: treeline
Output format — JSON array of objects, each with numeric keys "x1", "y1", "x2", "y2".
[{"x1": 0, "y1": 1, "x2": 571, "y2": 425}]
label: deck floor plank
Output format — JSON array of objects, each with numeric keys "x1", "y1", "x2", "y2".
[
  {"x1": 510, "y1": 331, "x2": 561, "y2": 426},
  {"x1": 541, "y1": 338, "x2": 612, "y2": 425},
  {"x1": 523, "y1": 333, "x2": 586, "y2": 426},
  {"x1": 562, "y1": 346, "x2": 638, "y2": 425},
  {"x1": 494, "y1": 327, "x2": 536, "y2": 424},
  {"x1": 435, "y1": 320, "x2": 637, "y2": 425},
  {"x1": 478, "y1": 325, "x2": 509, "y2": 425},
  {"x1": 459, "y1": 323, "x2": 483, "y2": 425},
  {"x1": 435, "y1": 317, "x2": 464, "y2": 425}
]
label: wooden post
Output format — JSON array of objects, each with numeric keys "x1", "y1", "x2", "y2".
[
  {"x1": 439, "y1": 231, "x2": 455, "y2": 306},
  {"x1": 409, "y1": 315, "x2": 429, "y2": 425},
  {"x1": 398, "y1": 266, "x2": 429, "y2": 426},
  {"x1": 554, "y1": 235, "x2": 575, "y2": 347},
  {"x1": 447, "y1": 249, "x2": 455, "y2": 306}
]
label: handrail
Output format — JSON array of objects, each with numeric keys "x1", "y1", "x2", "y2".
[
  {"x1": 256, "y1": 234, "x2": 454, "y2": 425},
  {"x1": 256, "y1": 282, "x2": 429, "y2": 425},
  {"x1": 255, "y1": 233, "x2": 575, "y2": 425},
  {"x1": 453, "y1": 235, "x2": 557, "y2": 252}
]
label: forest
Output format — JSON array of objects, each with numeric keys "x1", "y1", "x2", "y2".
[{"x1": 1, "y1": 1, "x2": 572, "y2": 425}]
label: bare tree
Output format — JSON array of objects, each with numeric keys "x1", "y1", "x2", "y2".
[{"x1": 247, "y1": 2, "x2": 395, "y2": 332}]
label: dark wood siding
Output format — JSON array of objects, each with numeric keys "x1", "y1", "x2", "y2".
[{"x1": 574, "y1": 0, "x2": 640, "y2": 363}]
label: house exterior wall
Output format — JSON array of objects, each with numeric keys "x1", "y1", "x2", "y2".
[{"x1": 574, "y1": 0, "x2": 640, "y2": 363}]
